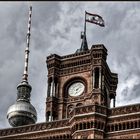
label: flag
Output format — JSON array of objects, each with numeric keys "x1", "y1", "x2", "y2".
[{"x1": 85, "y1": 11, "x2": 105, "y2": 27}]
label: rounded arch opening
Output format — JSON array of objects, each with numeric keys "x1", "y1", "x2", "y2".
[{"x1": 76, "y1": 103, "x2": 83, "y2": 107}]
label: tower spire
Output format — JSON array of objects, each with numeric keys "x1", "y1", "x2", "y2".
[
  {"x1": 22, "y1": 6, "x2": 32, "y2": 83},
  {"x1": 7, "y1": 6, "x2": 37, "y2": 127}
]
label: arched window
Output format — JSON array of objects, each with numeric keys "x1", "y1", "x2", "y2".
[
  {"x1": 127, "y1": 122, "x2": 129, "y2": 129},
  {"x1": 76, "y1": 103, "x2": 83, "y2": 107},
  {"x1": 115, "y1": 124, "x2": 118, "y2": 131},
  {"x1": 67, "y1": 134, "x2": 69, "y2": 138},
  {"x1": 131, "y1": 122, "x2": 133, "y2": 129},
  {"x1": 87, "y1": 122, "x2": 90, "y2": 129},
  {"x1": 111, "y1": 125, "x2": 114, "y2": 131},
  {"x1": 104, "y1": 87, "x2": 108, "y2": 107},
  {"x1": 107, "y1": 125, "x2": 110, "y2": 132},
  {"x1": 80, "y1": 123, "x2": 82, "y2": 130},
  {"x1": 119, "y1": 123, "x2": 122, "y2": 130},
  {"x1": 94, "y1": 68, "x2": 99, "y2": 88},
  {"x1": 47, "y1": 77, "x2": 52, "y2": 97},
  {"x1": 52, "y1": 111, "x2": 57, "y2": 121},
  {"x1": 135, "y1": 121, "x2": 137, "y2": 128},
  {"x1": 123, "y1": 123, "x2": 125, "y2": 130},
  {"x1": 102, "y1": 123, "x2": 104, "y2": 130},
  {"x1": 46, "y1": 111, "x2": 51, "y2": 122},
  {"x1": 110, "y1": 98, "x2": 114, "y2": 108},
  {"x1": 91, "y1": 121, "x2": 94, "y2": 128},
  {"x1": 63, "y1": 135, "x2": 66, "y2": 139},
  {"x1": 98, "y1": 121, "x2": 100, "y2": 129},
  {"x1": 76, "y1": 124, "x2": 78, "y2": 130},
  {"x1": 83, "y1": 123, "x2": 86, "y2": 129},
  {"x1": 95, "y1": 121, "x2": 97, "y2": 128}
]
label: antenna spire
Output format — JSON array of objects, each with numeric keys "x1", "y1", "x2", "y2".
[
  {"x1": 7, "y1": 6, "x2": 37, "y2": 127},
  {"x1": 22, "y1": 6, "x2": 32, "y2": 83}
]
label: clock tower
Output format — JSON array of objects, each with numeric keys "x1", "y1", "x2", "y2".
[{"x1": 46, "y1": 41, "x2": 118, "y2": 138}]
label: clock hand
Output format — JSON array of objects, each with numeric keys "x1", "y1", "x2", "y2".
[{"x1": 76, "y1": 87, "x2": 79, "y2": 91}]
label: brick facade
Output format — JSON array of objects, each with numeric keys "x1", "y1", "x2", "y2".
[{"x1": 0, "y1": 44, "x2": 140, "y2": 139}]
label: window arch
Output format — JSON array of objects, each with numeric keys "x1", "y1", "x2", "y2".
[
  {"x1": 76, "y1": 103, "x2": 83, "y2": 107},
  {"x1": 87, "y1": 122, "x2": 90, "y2": 129},
  {"x1": 123, "y1": 123, "x2": 125, "y2": 130},
  {"x1": 135, "y1": 121, "x2": 137, "y2": 128},
  {"x1": 67, "y1": 134, "x2": 70, "y2": 138},
  {"x1": 115, "y1": 124, "x2": 118, "y2": 131},
  {"x1": 107, "y1": 125, "x2": 110, "y2": 132},
  {"x1": 46, "y1": 111, "x2": 51, "y2": 122},
  {"x1": 101, "y1": 122, "x2": 104, "y2": 130},
  {"x1": 63, "y1": 135, "x2": 66, "y2": 139},
  {"x1": 76, "y1": 124, "x2": 78, "y2": 130},
  {"x1": 131, "y1": 122, "x2": 133, "y2": 129},
  {"x1": 91, "y1": 121, "x2": 94, "y2": 128},
  {"x1": 94, "y1": 67, "x2": 99, "y2": 88},
  {"x1": 80, "y1": 123, "x2": 82, "y2": 130},
  {"x1": 83, "y1": 122, "x2": 86, "y2": 129},
  {"x1": 111, "y1": 124, "x2": 114, "y2": 131},
  {"x1": 127, "y1": 122, "x2": 129, "y2": 129},
  {"x1": 95, "y1": 121, "x2": 97, "y2": 128},
  {"x1": 119, "y1": 123, "x2": 122, "y2": 130},
  {"x1": 98, "y1": 121, "x2": 100, "y2": 129}
]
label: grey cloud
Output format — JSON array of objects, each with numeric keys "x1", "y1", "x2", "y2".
[{"x1": 0, "y1": 2, "x2": 140, "y2": 129}]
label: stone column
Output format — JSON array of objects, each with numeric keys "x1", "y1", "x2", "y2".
[
  {"x1": 53, "y1": 82, "x2": 56, "y2": 97},
  {"x1": 50, "y1": 81, "x2": 53, "y2": 97},
  {"x1": 50, "y1": 76, "x2": 55, "y2": 97}
]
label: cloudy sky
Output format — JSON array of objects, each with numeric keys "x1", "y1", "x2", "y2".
[{"x1": 0, "y1": 1, "x2": 140, "y2": 128}]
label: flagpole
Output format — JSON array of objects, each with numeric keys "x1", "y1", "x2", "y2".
[{"x1": 84, "y1": 11, "x2": 86, "y2": 37}]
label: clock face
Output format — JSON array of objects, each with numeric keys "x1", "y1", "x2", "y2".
[{"x1": 68, "y1": 82, "x2": 85, "y2": 97}]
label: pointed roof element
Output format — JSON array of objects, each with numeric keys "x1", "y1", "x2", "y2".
[
  {"x1": 76, "y1": 31, "x2": 88, "y2": 53},
  {"x1": 80, "y1": 31, "x2": 88, "y2": 51}
]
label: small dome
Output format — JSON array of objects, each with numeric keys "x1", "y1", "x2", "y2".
[
  {"x1": 17, "y1": 81, "x2": 32, "y2": 91},
  {"x1": 7, "y1": 101, "x2": 37, "y2": 127}
]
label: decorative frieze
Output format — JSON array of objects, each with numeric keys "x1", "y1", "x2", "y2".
[{"x1": 109, "y1": 104, "x2": 140, "y2": 116}]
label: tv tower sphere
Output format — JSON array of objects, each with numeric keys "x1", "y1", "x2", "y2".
[{"x1": 7, "y1": 82, "x2": 37, "y2": 127}]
